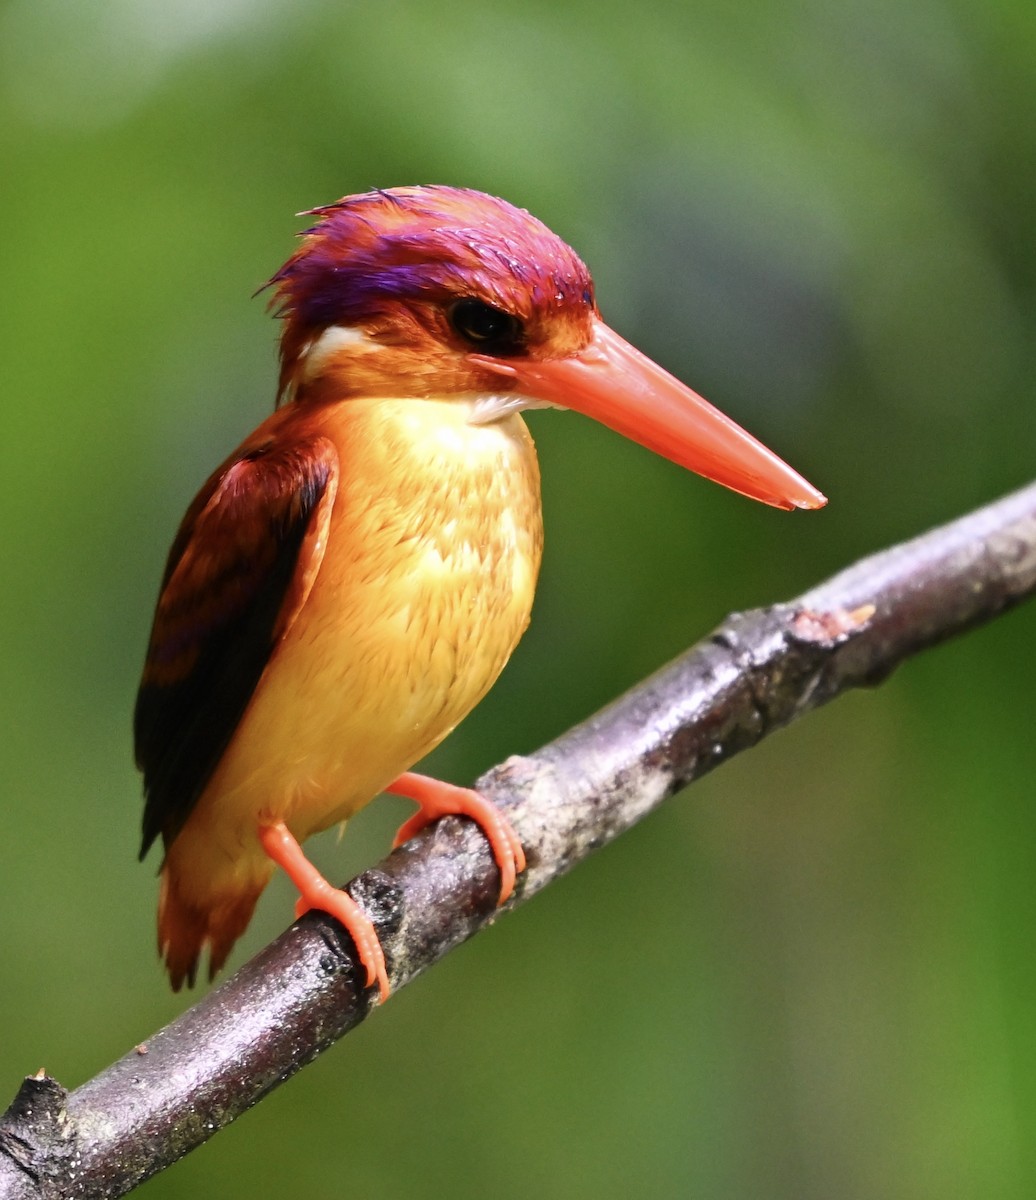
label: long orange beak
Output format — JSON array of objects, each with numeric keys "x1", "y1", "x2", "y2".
[{"x1": 472, "y1": 318, "x2": 826, "y2": 511}]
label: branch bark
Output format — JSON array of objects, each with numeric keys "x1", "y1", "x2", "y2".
[{"x1": 4, "y1": 480, "x2": 1036, "y2": 1199}]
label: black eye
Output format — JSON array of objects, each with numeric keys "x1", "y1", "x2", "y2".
[{"x1": 448, "y1": 298, "x2": 524, "y2": 354}]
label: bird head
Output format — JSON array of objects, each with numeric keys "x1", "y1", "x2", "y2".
[{"x1": 267, "y1": 186, "x2": 825, "y2": 511}]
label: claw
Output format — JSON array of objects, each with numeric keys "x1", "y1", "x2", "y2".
[
  {"x1": 387, "y1": 772, "x2": 526, "y2": 904},
  {"x1": 260, "y1": 821, "x2": 390, "y2": 1002}
]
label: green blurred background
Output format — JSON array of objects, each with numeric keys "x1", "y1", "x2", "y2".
[{"x1": 2, "y1": 0, "x2": 1035, "y2": 1195}]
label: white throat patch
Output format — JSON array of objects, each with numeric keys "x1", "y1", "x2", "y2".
[{"x1": 468, "y1": 393, "x2": 560, "y2": 425}]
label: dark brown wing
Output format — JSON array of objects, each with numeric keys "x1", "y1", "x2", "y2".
[{"x1": 135, "y1": 436, "x2": 338, "y2": 858}]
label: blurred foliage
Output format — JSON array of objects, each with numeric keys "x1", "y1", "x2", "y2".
[{"x1": 1, "y1": 0, "x2": 1035, "y2": 1196}]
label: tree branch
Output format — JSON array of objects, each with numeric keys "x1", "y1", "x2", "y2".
[{"x1": 4, "y1": 480, "x2": 1036, "y2": 1199}]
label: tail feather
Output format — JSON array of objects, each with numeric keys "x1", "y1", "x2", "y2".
[{"x1": 158, "y1": 862, "x2": 266, "y2": 990}]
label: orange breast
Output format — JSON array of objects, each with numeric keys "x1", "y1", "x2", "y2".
[{"x1": 182, "y1": 396, "x2": 543, "y2": 880}]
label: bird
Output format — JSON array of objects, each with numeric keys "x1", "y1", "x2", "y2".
[{"x1": 135, "y1": 185, "x2": 826, "y2": 1003}]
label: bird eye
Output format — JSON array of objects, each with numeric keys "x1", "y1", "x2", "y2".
[{"x1": 448, "y1": 298, "x2": 524, "y2": 354}]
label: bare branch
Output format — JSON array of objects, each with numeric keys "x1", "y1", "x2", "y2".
[{"x1": 3, "y1": 480, "x2": 1036, "y2": 1199}]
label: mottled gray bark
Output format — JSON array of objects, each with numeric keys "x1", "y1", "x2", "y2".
[{"x1": 3, "y1": 479, "x2": 1036, "y2": 1199}]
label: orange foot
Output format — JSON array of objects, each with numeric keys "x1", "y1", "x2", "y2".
[
  {"x1": 387, "y1": 771, "x2": 526, "y2": 905},
  {"x1": 258, "y1": 821, "x2": 390, "y2": 1003}
]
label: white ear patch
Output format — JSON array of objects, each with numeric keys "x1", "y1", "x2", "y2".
[{"x1": 300, "y1": 325, "x2": 382, "y2": 380}]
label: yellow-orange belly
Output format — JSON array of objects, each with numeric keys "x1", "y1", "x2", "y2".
[{"x1": 171, "y1": 396, "x2": 543, "y2": 899}]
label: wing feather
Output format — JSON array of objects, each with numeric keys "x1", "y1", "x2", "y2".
[{"x1": 135, "y1": 436, "x2": 338, "y2": 858}]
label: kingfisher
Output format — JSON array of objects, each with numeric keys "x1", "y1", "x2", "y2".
[{"x1": 135, "y1": 186, "x2": 825, "y2": 1003}]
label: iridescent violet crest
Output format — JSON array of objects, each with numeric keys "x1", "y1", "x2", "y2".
[{"x1": 266, "y1": 186, "x2": 595, "y2": 335}]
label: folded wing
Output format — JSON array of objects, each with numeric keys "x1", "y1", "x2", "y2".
[{"x1": 135, "y1": 436, "x2": 339, "y2": 858}]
